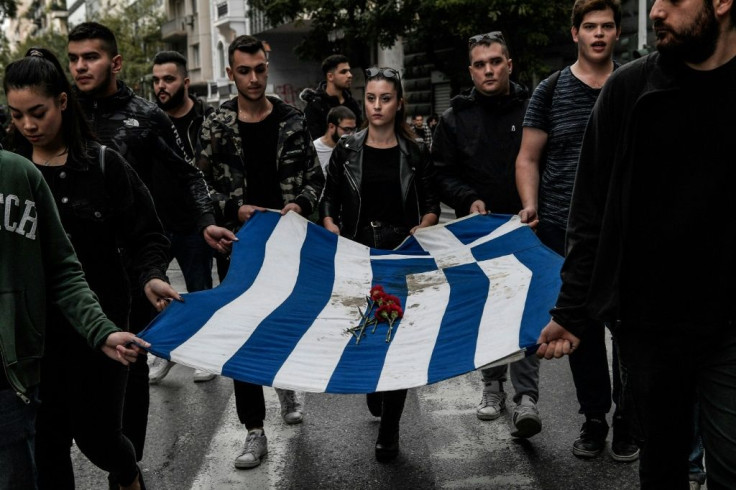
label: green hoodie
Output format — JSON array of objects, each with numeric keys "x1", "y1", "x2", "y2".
[{"x1": 0, "y1": 149, "x2": 119, "y2": 401}]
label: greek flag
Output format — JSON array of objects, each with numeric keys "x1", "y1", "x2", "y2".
[{"x1": 140, "y1": 211, "x2": 562, "y2": 394}]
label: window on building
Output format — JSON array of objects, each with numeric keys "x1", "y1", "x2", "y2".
[
  {"x1": 217, "y1": 41, "x2": 226, "y2": 77},
  {"x1": 217, "y1": 2, "x2": 228, "y2": 17},
  {"x1": 191, "y1": 44, "x2": 200, "y2": 68},
  {"x1": 191, "y1": 0, "x2": 197, "y2": 14}
]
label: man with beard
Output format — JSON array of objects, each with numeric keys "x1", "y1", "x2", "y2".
[
  {"x1": 67, "y1": 22, "x2": 236, "y2": 471},
  {"x1": 197, "y1": 35, "x2": 324, "y2": 470},
  {"x1": 148, "y1": 50, "x2": 217, "y2": 385},
  {"x1": 516, "y1": 0, "x2": 638, "y2": 463},
  {"x1": 300, "y1": 54, "x2": 362, "y2": 139},
  {"x1": 313, "y1": 105, "x2": 357, "y2": 175},
  {"x1": 432, "y1": 31, "x2": 542, "y2": 440},
  {"x1": 537, "y1": 0, "x2": 736, "y2": 487}
]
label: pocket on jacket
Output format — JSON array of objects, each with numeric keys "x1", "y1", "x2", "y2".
[
  {"x1": 0, "y1": 290, "x2": 41, "y2": 365},
  {"x1": 70, "y1": 198, "x2": 108, "y2": 223}
]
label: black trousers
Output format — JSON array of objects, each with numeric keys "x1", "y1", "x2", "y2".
[
  {"x1": 35, "y1": 331, "x2": 138, "y2": 489},
  {"x1": 537, "y1": 221, "x2": 622, "y2": 416},
  {"x1": 122, "y1": 289, "x2": 157, "y2": 461},
  {"x1": 616, "y1": 321, "x2": 736, "y2": 489}
]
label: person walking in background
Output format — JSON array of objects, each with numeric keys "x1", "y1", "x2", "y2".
[
  {"x1": 431, "y1": 30, "x2": 542, "y2": 439},
  {"x1": 516, "y1": 0, "x2": 639, "y2": 462},
  {"x1": 197, "y1": 35, "x2": 324, "y2": 470},
  {"x1": 0, "y1": 145, "x2": 148, "y2": 489},
  {"x1": 313, "y1": 106, "x2": 357, "y2": 176},
  {"x1": 150, "y1": 50, "x2": 217, "y2": 384},
  {"x1": 321, "y1": 66, "x2": 440, "y2": 462},
  {"x1": 537, "y1": 0, "x2": 736, "y2": 487},
  {"x1": 4, "y1": 47, "x2": 179, "y2": 490},
  {"x1": 66, "y1": 22, "x2": 236, "y2": 470},
  {"x1": 300, "y1": 54, "x2": 362, "y2": 139},
  {"x1": 410, "y1": 113, "x2": 433, "y2": 147}
]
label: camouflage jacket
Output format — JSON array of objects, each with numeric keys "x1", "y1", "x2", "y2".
[{"x1": 198, "y1": 96, "x2": 324, "y2": 231}]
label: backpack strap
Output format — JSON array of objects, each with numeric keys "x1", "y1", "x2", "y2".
[{"x1": 542, "y1": 70, "x2": 562, "y2": 111}]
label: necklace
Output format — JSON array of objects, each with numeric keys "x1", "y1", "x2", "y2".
[{"x1": 38, "y1": 147, "x2": 69, "y2": 166}]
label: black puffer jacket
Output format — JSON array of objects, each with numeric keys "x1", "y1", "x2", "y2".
[
  {"x1": 431, "y1": 82, "x2": 529, "y2": 217},
  {"x1": 75, "y1": 81, "x2": 215, "y2": 233},
  {"x1": 320, "y1": 129, "x2": 440, "y2": 240},
  {"x1": 300, "y1": 81, "x2": 363, "y2": 139}
]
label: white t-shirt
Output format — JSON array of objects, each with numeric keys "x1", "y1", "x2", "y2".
[{"x1": 313, "y1": 137, "x2": 334, "y2": 176}]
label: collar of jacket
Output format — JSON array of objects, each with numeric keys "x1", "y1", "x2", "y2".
[
  {"x1": 74, "y1": 80, "x2": 134, "y2": 111},
  {"x1": 220, "y1": 95, "x2": 300, "y2": 124},
  {"x1": 190, "y1": 94, "x2": 214, "y2": 119},
  {"x1": 451, "y1": 81, "x2": 529, "y2": 112},
  {"x1": 308, "y1": 81, "x2": 355, "y2": 105},
  {"x1": 341, "y1": 128, "x2": 415, "y2": 157}
]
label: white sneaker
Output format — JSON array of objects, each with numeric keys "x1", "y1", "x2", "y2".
[
  {"x1": 193, "y1": 369, "x2": 216, "y2": 383},
  {"x1": 275, "y1": 388, "x2": 304, "y2": 424},
  {"x1": 476, "y1": 390, "x2": 506, "y2": 420},
  {"x1": 149, "y1": 357, "x2": 175, "y2": 384},
  {"x1": 234, "y1": 429, "x2": 268, "y2": 469}
]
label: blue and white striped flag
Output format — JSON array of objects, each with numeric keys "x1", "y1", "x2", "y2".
[{"x1": 140, "y1": 210, "x2": 562, "y2": 393}]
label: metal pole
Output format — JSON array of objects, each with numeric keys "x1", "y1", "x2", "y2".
[{"x1": 638, "y1": 0, "x2": 648, "y2": 49}]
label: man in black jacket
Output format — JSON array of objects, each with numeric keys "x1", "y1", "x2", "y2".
[
  {"x1": 300, "y1": 54, "x2": 362, "y2": 139},
  {"x1": 538, "y1": 0, "x2": 736, "y2": 487},
  {"x1": 150, "y1": 50, "x2": 217, "y2": 385},
  {"x1": 432, "y1": 31, "x2": 541, "y2": 439},
  {"x1": 67, "y1": 22, "x2": 235, "y2": 467}
]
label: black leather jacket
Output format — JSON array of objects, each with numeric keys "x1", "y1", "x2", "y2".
[
  {"x1": 75, "y1": 81, "x2": 215, "y2": 233},
  {"x1": 320, "y1": 129, "x2": 440, "y2": 240}
]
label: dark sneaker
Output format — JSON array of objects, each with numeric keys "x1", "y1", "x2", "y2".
[
  {"x1": 510, "y1": 395, "x2": 542, "y2": 438},
  {"x1": 610, "y1": 413, "x2": 639, "y2": 462},
  {"x1": 375, "y1": 426, "x2": 400, "y2": 462},
  {"x1": 572, "y1": 418, "x2": 608, "y2": 458}
]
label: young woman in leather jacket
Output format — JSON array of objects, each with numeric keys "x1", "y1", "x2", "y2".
[
  {"x1": 320, "y1": 66, "x2": 440, "y2": 462},
  {"x1": 4, "y1": 48, "x2": 179, "y2": 490}
]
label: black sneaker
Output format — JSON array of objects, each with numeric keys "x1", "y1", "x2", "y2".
[
  {"x1": 609, "y1": 413, "x2": 640, "y2": 462},
  {"x1": 572, "y1": 418, "x2": 609, "y2": 458}
]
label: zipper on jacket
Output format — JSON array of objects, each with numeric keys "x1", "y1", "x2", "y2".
[
  {"x1": 343, "y1": 164, "x2": 362, "y2": 236},
  {"x1": 0, "y1": 345, "x2": 30, "y2": 404}
]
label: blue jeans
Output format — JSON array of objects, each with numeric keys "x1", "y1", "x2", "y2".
[
  {"x1": 0, "y1": 387, "x2": 39, "y2": 490},
  {"x1": 169, "y1": 230, "x2": 213, "y2": 292},
  {"x1": 616, "y1": 321, "x2": 736, "y2": 489}
]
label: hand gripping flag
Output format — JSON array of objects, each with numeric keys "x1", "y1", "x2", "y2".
[{"x1": 140, "y1": 210, "x2": 562, "y2": 393}]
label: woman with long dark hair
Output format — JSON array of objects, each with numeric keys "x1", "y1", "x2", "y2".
[
  {"x1": 320, "y1": 66, "x2": 440, "y2": 461},
  {"x1": 4, "y1": 48, "x2": 178, "y2": 490}
]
